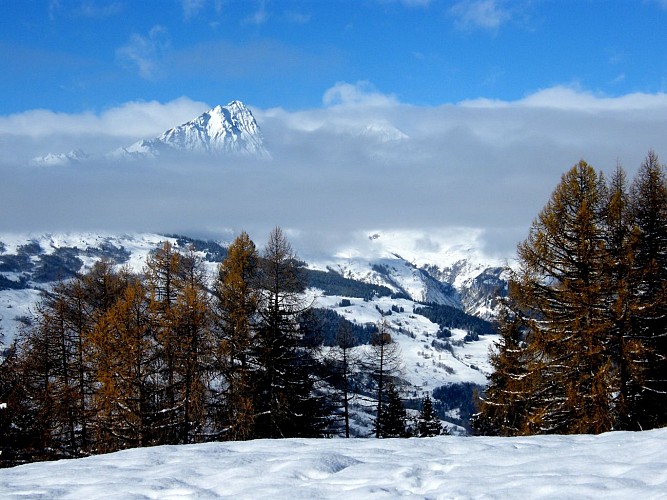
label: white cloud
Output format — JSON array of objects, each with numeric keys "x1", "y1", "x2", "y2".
[
  {"x1": 181, "y1": 0, "x2": 206, "y2": 19},
  {"x1": 450, "y1": 0, "x2": 511, "y2": 31},
  {"x1": 116, "y1": 25, "x2": 171, "y2": 80},
  {"x1": 517, "y1": 86, "x2": 667, "y2": 110},
  {"x1": 322, "y1": 81, "x2": 399, "y2": 108},
  {"x1": 457, "y1": 86, "x2": 667, "y2": 111},
  {"x1": 0, "y1": 97, "x2": 209, "y2": 138},
  {"x1": 76, "y1": 1, "x2": 124, "y2": 18}
]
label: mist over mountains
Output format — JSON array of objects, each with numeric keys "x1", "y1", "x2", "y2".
[{"x1": 3, "y1": 86, "x2": 667, "y2": 260}]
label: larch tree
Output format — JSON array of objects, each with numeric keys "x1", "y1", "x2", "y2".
[
  {"x1": 144, "y1": 242, "x2": 212, "y2": 444},
  {"x1": 627, "y1": 151, "x2": 667, "y2": 429},
  {"x1": 602, "y1": 165, "x2": 646, "y2": 430},
  {"x1": 87, "y1": 278, "x2": 155, "y2": 451},
  {"x1": 212, "y1": 231, "x2": 260, "y2": 441},
  {"x1": 477, "y1": 154, "x2": 667, "y2": 435},
  {"x1": 500, "y1": 161, "x2": 615, "y2": 434},
  {"x1": 171, "y1": 247, "x2": 212, "y2": 444},
  {"x1": 144, "y1": 241, "x2": 185, "y2": 444}
]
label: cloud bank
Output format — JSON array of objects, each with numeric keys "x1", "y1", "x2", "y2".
[{"x1": 1, "y1": 83, "x2": 666, "y2": 259}]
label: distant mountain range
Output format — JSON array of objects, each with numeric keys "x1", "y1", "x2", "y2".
[
  {"x1": 0, "y1": 230, "x2": 507, "y2": 339},
  {"x1": 31, "y1": 100, "x2": 269, "y2": 165}
]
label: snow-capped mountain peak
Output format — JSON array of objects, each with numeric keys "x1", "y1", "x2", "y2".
[
  {"x1": 116, "y1": 100, "x2": 270, "y2": 159},
  {"x1": 34, "y1": 100, "x2": 271, "y2": 164}
]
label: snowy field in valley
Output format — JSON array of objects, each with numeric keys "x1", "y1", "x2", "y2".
[{"x1": 1, "y1": 428, "x2": 666, "y2": 499}]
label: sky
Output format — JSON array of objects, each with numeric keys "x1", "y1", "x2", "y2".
[{"x1": 1, "y1": 0, "x2": 667, "y2": 259}]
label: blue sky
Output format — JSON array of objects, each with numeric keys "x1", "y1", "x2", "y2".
[
  {"x1": 2, "y1": 1, "x2": 667, "y2": 258},
  {"x1": 2, "y1": 0, "x2": 667, "y2": 114}
]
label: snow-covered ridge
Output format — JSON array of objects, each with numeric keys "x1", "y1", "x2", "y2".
[
  {"x1": 0, "y1": 232, "x2": 180, "y2": 339},
  {"x1": 29, "y1": 149, "x2": 89, "y2": 167},
  {"x1": 0, "y1": 229, "x2": 509, "y2": 345},
  {"x1": 0, "y1": 231, "x2": 508, "y2": 342}
]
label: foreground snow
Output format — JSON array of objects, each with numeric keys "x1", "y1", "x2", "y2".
[{"x1": 2, "y1": 429, "x2": 666, "y2": 499}]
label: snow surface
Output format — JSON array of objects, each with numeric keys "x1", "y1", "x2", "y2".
[{"x1": 1, "y1": 429, "x2": 666, "y2": 498}]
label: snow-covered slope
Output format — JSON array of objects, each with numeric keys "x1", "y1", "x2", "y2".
[
  {"x1": 314, "y1": 294, "x2": 492, "y2": 385},
  {"x1": 1, "y1": 429, "x2": 666, "y2": 498},
  {"x1": 0, "y1": 232, "x2": 187, "y2": 339},
  {"x1": 307, "y1": 229, "x2": 510, "y2": 318},
  {"x1": 112, "y1": 100, "x2": 270, "y2": 159}
]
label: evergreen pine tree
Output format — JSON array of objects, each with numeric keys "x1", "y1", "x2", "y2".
[
  {"x1": 417, "y1": 394, "x2": 442, "y2": 437},
  {"x1": 334, "y1": 319, "x2": 356, "y2": 438},
  {"x1": 375, "y1": 382, "x2": 408, "y2": 438},
  {"x1": 473, "y1": 307, "x2": 538, "y2": 436},
  {"x1": 252, "y1": 227, "x2": 326, "y2": 438}
]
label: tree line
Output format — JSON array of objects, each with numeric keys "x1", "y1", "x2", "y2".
[
  {"x1": 0, "y1": 227, "x2": 442, "y2": 467},
  {"x1": 475, "y1": 151, "x2": 667, "y2": 435}
]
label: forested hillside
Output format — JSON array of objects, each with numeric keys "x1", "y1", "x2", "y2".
[{"x1": 0, "y1": 228, "x2": 472, "y2": 467}]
